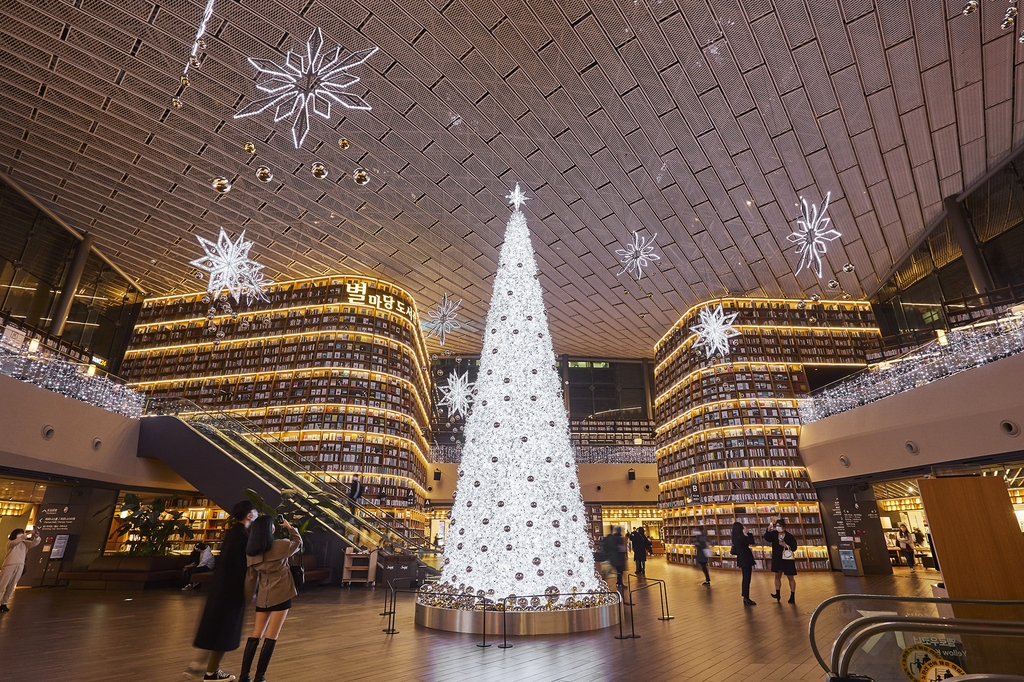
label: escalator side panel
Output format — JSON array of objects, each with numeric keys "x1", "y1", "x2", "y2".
[{"x1": 138, "y1": 415, "x2": 282, "y2": 511}]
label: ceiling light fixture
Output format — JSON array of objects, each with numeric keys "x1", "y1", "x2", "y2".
[
  {"x1": 189, "y1": 227, "x2": 270, "y2": 305},
  {"x1": 615, "y1": 231, "x2": 661, "y2": 280},
  {"x1": 423, "y1": 293, "x2": 462, "y2": 346},
  {"x1": 437, "y1": 370, "x2": 475, "y2": 419},
  {"x1": 690, "y1": 304, "x2": 741, "y2": 359}
]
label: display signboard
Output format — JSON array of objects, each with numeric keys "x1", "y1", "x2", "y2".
[{"x1": 49, "y1": 534, "x2": 70, "y2": 560}]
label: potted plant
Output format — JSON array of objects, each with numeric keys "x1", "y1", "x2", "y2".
[{"x1": 103, "y1": 493, "x2": 194, "y2": 556}]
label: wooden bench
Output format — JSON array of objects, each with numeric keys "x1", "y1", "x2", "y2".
[
  {"x1": 191, "y1": 554, "x2": 330, "y2": 587},
  {"x1": 59, "y1": 555, "x2": 191, "y2": 590}
]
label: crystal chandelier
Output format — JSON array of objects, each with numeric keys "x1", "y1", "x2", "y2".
[{"x1": 962, "y1": 0, "x2": 1023, "y2": 41}]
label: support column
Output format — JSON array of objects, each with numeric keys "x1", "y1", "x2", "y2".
[
  {"x1": 943, "y1": 196, "x2": 994, "y2": 294},
  {"x1": 48, "y1": 233, "x2": 93, "y2": 337},
  {"x1": 641, "y1": 358, "x2": 653, "y2": 420}
]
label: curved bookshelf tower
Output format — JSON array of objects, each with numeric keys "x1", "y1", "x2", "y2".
[
  {"x1": 653, "y1": 297, "x2": 879, "y2": 571},
  {"x1": 122, "y1": 276, "x2": 433, "y2": 517}
]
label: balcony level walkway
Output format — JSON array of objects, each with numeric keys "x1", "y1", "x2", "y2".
[{"x1": 0, "y1": 560, "x2": 931, "y2": 682}]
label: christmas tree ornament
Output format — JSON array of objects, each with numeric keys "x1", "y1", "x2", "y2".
[
  {"x1": 244, "y1": 142, "x2": 256, "y2": 154},
  {"x1": 338, "y1": 138, "x2": 350, "y2": 149},
  {"x1": 438, "y1": 370, "x2": 474, "y2": 419},
  {"x1": 210, "y1": 177, "x2": 232, "y2": 193},
  {"x1": 353, "y1": 167, "x2": 369, "y2": 185},
  {"x1": 255, "y1": 166, "x2": 273, "y2": 183},
  {"x1": 311, "y1": 162, "x2": 328, "y2": 179}
]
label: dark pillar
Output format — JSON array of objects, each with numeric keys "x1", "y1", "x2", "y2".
[
  {"x1": 641, "y1": 358, "x2": 653, "y2": 420},
  {"x1": 48, "y1": 232, "x2": 93, "y2": 337},
  {"x1": 943, "y1": 197, "x2": 994, "y2": 294}
]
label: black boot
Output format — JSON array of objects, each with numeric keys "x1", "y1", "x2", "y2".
[
  {"x1": 771, "y1": 591, "x2": 781, "y2": 602},
  {"x1": 788, "y1": 592, "x2": 795, "y2": 604},
  {"x1": 254, "y1": 638, "x2": 277, "y2": 681},
  {"x1": 239, "y1": 637, "x2": 260, "y2": 682},
  {"x1": 743, "y1": 597, "x2": 757, "y2": 606}
]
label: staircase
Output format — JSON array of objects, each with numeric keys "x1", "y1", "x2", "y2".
[{"x1": 138, "y1": 398, "x2": 439, "y2": 573}]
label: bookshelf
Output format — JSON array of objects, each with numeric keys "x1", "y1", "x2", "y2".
[
  {"x1": 122, "y1": 276, "x2": 433, "y2": 510},
  {"x1": 654, "y1": 298, "x2": 880, "y2": 571},
  {"x1": 104, "y1": 494, "x2": 228, "y2": 555}
]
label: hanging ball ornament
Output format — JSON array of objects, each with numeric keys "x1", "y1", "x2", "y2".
[
  {"x1": 255, "y1": 166, "x2": 273, "y2": 183},
  {"x1": 180, "y1": 75, "x2": 191, "y2": 88},
  {"x1": 828, "y1": 279, "x2": 840, "y2": 289},
  {"x1": 189, "y1": 55, "x2": 200, "y2": 67},
  {"x1": 810, "y1": 293, "x2": 821, "y2": 302},
  {"x1": 171, "y1": 97, "x2": 183, "y2": 109},
  {"x1": 311, "y1": 162, "x2": 328, "y2": 179},
  {"x1": 211, "y1": 177, "x2": 232, "y2": 193},
  {"x1": 338, "y1": 138, "x2": 350, "y2": 150},
  {"x1": 196, "y1": 38, "x2": 207, "y2": 49},
  {"x1": 843, "y1": 262, "x2": 855, "y2": 273},
  {"x1": 797, "y1": 300, "x2": 807, "y2": 310},
  {"x1": 353, "y1": 167, "x2": 370, "y2": 185},
  {"x1": 244, "y1": 142, "x2": 256, "y2": 154},
  {"x1": 963, "y1": 0, "x2": 979, "y2": 14}
]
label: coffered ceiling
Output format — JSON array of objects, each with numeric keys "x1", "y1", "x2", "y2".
[{"x1": 0, "y1": 0, "x2": 1020, "y2": 357}]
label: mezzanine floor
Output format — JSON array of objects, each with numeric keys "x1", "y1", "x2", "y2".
[{"x1": 0, "y1": 559, "x2": 933, "y2": 682}]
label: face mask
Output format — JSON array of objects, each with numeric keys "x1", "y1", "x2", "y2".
[{"x1": 776, "y1": 527, "x2": 784, "y2": 534}]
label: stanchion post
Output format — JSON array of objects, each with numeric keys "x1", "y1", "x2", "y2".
[
  {"x1": 477, "y1": 598, "x2": 491, "y2": 648},
  {"x1": 498, "y1": 596, "x2": 513, "y2": 648},
  {"x1": 656, "y1": 579, "x2": 673, "y2": 621}
]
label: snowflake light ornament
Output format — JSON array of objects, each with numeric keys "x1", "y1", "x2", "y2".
[
  {"x1": 506, "y1": 183, "x2": 530, "y2": 210},
  {"x1": 615, "y1": 231, "x2": 661, "y2": 280},
  {"x1": 437, "y1": 370, "x2": 474, "y2": 419},
  {"x1": 233, "y1": 28, "x2": 377, "y2": 149},
  {"x1": 690, "y1": 304, "x2": 741, "y2": 359},
  {"x1": 787, "y1": 191, "x2": 841, "y2": 278},
  {"x1": 189, "y1": 228, "x2": 270, "y2": 305},
  {"x1": 424, "y1": 293, "x2": 462, "y2": 346}
]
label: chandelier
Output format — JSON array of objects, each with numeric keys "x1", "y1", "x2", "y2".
[{"x1": 963, "y1": 0, "x2": 1021, "y2": 40}]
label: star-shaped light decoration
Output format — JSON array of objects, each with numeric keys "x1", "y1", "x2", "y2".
[
  {"x1": 506, "y1": 183, "x2": 530, "y2": 210},
  {"x1": 437, "y1": 370, "x2": 475, "y2": 419},
  {"x1": 615, "y1": 231, "x2": 661, "y2": 280},
  {"x1": 787, "y1": 191, "x2": 841, "y2": 278},
  {"x1": 233, "y1": 28, "x2": 377, "y2": 149},
  {"x1": 423, "y1": 293, "x2": 462, "y2": 346},
  {"x1": 690, "y1": 304, "x2": 741, "y2": 359},
  {"x1": 189, "y1": 228, "x2": 270, "y2": 305}
]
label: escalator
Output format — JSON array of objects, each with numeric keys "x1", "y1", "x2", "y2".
[{"x1": 138, "y1": 398, "x2": 439, "y2": 574}]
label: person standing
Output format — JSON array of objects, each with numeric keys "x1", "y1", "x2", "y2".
[
  {"x1": 731, "y1": 521, "x2": 756, "y2": 606},
  {"x1": 897, "y1": 524, "x2": 916, "y2": 573},
  {"x1": 238, "y1": 516, "x2": 302, "y2": 682},
  {"x1": 188, "y1": 500, "x2": 259, "y2": 681},
  {"x1": 630, "y1": 527, "x2": 653, "y2": 575},
  {"x1": 0, "y1": 528, "x2": 42, "y2": 612},
  {"x1": 694, "y1": 528, "x2": 711, "y2": 586},
  {"x1": 604, "y1": 526, "x2": 627, "y2": 588},
  {"x1": 764, "y1": 519, "x2": 798, "y2": 603},
  {"x1": 348, "y1": 475, "x2": 363, "y2": 514}
]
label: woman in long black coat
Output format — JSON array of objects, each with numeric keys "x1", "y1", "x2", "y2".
[
  {"x1": 190, "y1": 501, "x2": 258, "y2": 681},
  {"x1": 731, "y1": 521, "x2": 757, "y2": 606},
  {"x1": 630, "y1": 527, "x2": 653, "y2": 575}
]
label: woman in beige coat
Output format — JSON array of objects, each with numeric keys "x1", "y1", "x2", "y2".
[{"x1": 239, "y1": 516, "x2": 301, "y2": 682}]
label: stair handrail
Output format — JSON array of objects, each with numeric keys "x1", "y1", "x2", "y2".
[
  {"x1": 147, "y1": 397, "x2": 438, "y2": 557},
  {"x1": 833, "y1": 616, "x2": 1024, "y2": 678},
  {"x1": 808, "y1": 594, "x2": 1024, "y2": 675}
]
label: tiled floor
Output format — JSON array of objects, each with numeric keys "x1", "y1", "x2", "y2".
[{"x1": 0, "y1": 559, "x2": 935, "y2": 682}]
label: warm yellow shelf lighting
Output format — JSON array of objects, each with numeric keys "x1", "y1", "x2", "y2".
[
  {"x1": 125, "y1": 328, "x2": 432, "y2": 397},
  {"x1": 303, "y1": 470, "x2": 427, "y2": 497},
  {"x1": 655, "y1": 423, "x2": 801, "y2": 456},
  {"x1": 653, "y1": 360, "x2": 867, "y2": 407},
  {"x1": 654, "y1": 297, "x2": 875, "y2": 353},
  {"x1": 269, "y1": 428, "x2": 430, "y2": 470},
  {"x1": 655, "y1": 397, "x2": 802, "y2": 436},
  {"x1": 658, "y1": 466, "x2": 811, "y2": 488},
  {"x1": 175, "y1": 403, "x2": 431, "y2": 451},
  {"x1": 130, "y1": 366, "x2": 432, "y2": 427}
]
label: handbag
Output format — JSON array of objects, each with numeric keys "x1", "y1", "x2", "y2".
[
  {"x1": 289, "y1": 558, "x2": 305, "y2": 588},
  {"x1": 702, "y1": 548, "x2": 713, "y2": 558},
  {"x1": 782, "y1": 548, "x2": 794, "y2": 561}
]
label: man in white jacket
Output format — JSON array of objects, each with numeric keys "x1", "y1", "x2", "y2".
[{"x1": 0, "y1": 528, "x2": 42, "y2": 612}]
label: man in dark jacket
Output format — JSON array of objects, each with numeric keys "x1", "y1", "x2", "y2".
[
  {"x1": 187, "y1": 500, "x2": 258, "y2": 681},
  {"x1": 602, "y1": 527, "x2": 627, "y2": 588},
  {"x1": 630, "y1": 527, "x2": 653, "y2": 575}
]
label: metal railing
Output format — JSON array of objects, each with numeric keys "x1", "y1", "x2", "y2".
[
  {"x1": 148, "y1": 397, "x2": 439, "y2": 570},
  {"x1": 809, "y1": 594, "x2": 1024, "y2": 678}
]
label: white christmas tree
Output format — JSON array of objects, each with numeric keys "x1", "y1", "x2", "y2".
[{"x1": 419, "y1": 186, "x2": 612, "y2": 611}]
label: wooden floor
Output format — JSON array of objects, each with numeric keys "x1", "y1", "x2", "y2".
[{"x1": 0, "y1": 559, "x2": 934, "y2": 682}]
